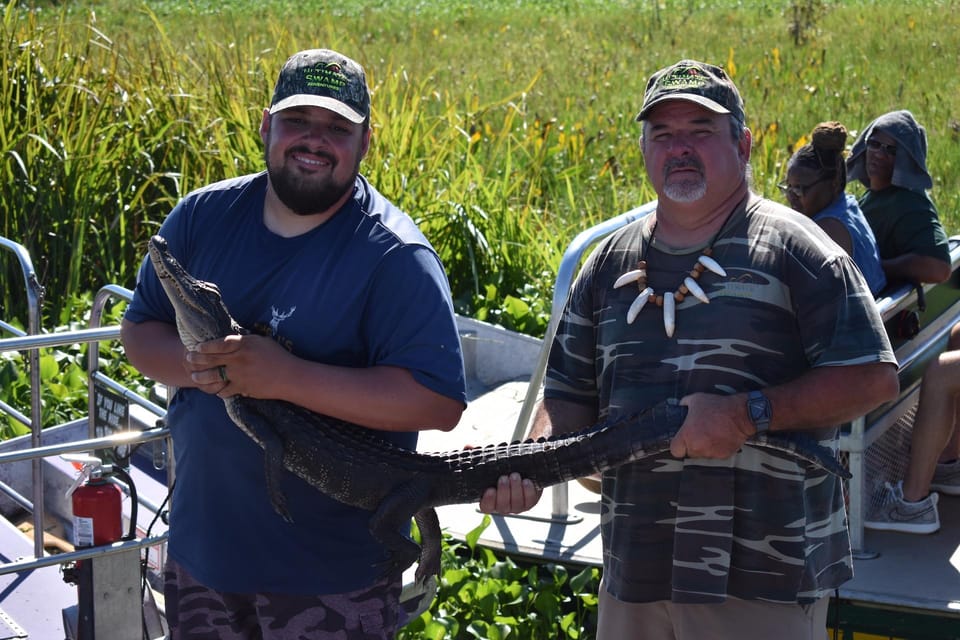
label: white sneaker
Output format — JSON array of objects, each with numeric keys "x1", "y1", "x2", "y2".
[
  {"x1": 931, "y1": 459, "x2": 960, "y2": 496},
  {"x1": 864, "y1": 481, "x2": 940, "y2": 534}
]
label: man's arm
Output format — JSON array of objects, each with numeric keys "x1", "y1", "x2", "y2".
[
  {"x1": 479, "y1": 397, "x2": 597, "y2": 514},
  {"x1": 882, "y1": 254, "x2": 951, "y2": 285},
  {"x1": 670, "y1": 361, "x2": 899, "y2": 459},
  {"x1": 121, "y1": 318, "x2": 464, "y2": 433},
  {"x1": 120, "y1": 319, "x2": 214, "y2": 391}
]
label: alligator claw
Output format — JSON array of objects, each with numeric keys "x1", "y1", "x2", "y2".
[{"x1": 400, "y1": 574, "x2": 438, "y2": 623}]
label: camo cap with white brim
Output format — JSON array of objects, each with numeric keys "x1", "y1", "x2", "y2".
[
  {"x1": 636, "y1": 59, "x2": 744, "y2": 125},
  {"x1": 269, "y1": 49, "x2": 370, "y2": 124}
]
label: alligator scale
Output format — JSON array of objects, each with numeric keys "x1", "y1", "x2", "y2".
[{"x1": 147, "y1": 234, "x2": 850, "y2": 586}]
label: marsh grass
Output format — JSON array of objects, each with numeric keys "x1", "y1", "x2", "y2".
[{"x1": 2, "y1": 0, "x2": 959, "y2": 335}]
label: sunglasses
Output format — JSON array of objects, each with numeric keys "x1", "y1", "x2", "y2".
[
  {"x1": 777, "y1": 175, "x2": 832, "y2": 199},
  {"x1": 866, "y1": 139, "x2": 898, "y2": 156}
]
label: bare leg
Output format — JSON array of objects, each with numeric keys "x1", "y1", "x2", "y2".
[
  {"x1": 938, "y1": 323, "x2": 960, "y2": 463},
  {"x1": 903, "y1": 348, "x2": 960, "y2": 501},
  {"x1": 940, "y1": 430, "x2": 960, "y2": 463}
]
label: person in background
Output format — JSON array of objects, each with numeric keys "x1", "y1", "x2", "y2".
[
  {"x1": 847, "y1": 110, "x2": 958, "y2": 535},
  {"x1": 121, "y1": 49, "x2": 466, "y2": 638},
  {"x1": 848, "y1": 110, "x2": 950, "y2": 285},
  {"x1": 481, "y1": 59, "x2": 898, "y2": 640},
  {"x1": 780, "y1": 121, "x2": 886, "y2": 296}
]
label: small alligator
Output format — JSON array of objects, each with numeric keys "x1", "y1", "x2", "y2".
[{"x1": 146, "y1": 234, "x2": 851, "y2": 586}]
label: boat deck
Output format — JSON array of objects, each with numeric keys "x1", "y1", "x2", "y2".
[
  {"x1": 849, "y1": 501, "x2": 960, "y2": 613},
  {"x1": 0, "y1": 515, "x2": 76, "y2": 638}
]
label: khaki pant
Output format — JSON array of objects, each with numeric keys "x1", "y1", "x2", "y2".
[{"x1": 597, "y1": 583, "x2": 830, "y2": 640}]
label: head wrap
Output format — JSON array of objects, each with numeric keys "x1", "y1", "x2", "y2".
[{"x1": 846, "y1": 110, "x2": 933, "y2": 192}]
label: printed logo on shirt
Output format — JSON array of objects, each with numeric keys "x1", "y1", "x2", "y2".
[
  {"x1": 252, "y1": 305, "x2": 297, "y2": 353},
  {"x1": 269, "y1": 305, "x2": 297, "y2": 337}
]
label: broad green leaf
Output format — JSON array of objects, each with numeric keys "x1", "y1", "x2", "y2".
[
  {"x1": 38, "y1": 354, "x2": 59, "y2": 380},
  {"x1": 465, "y1": 514, "x2": 490, "y2": 550},
  {"x1": 570, "y1": 566, "x2": 598, "y2": 594}
]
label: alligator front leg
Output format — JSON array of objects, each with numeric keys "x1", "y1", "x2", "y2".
[
  {"x1": 226, "y1": 397, "x2": 293, "y2": 522},
  {"x1": 262, "y1": 434, "x2": 293, "y2": 523}
]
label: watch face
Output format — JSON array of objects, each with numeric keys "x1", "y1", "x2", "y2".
[{"x1": 748, "y1": 391, "x2": 771, "y2": 427}]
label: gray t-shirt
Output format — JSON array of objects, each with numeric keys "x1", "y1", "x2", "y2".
[{"x1": 545, "y1": 194, "x2": 896, "y2": 604}]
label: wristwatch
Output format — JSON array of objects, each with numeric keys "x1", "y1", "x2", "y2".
[{"x1": 747, "y1": 390, "x2": 772, "y2": 434}]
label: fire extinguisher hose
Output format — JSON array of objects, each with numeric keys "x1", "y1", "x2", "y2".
[{"x1": 110, "y1": 465, "x2": 139, "y2": 542}]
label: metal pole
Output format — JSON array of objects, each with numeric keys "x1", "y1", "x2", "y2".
[
  {"x1": 0, "y1": 534, "x2": 168, "y2": 576},
  {"x1": 0, "y1": 427, "x2": 169, "y2": 465},
  {"x1": 510, "y1": 202, "x2": 656, "y2": 522},
  {"x1": 0, "y1": 326, "x2": 121, "y2": 352},
  {"x1": 512, "y1": 201, "x2": 656, "y2": 442},
  {"x1": 1, "y1": 236, "x2": 47, "y2": 559},
  {"x1": 87, "y1": 285, "x2": 133, "y2": 440}
]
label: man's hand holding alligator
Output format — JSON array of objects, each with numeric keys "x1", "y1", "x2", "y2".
[
  {"x1": 479, "y1": 472, "x2": 542, "y2": 515},
  {"x1": 178, "y1": 338, "x2": 233, "y2": 397},
  {"x1": 186, "y1": 334, "x2": 292, "y2": 399},
  {"x1": 670, "y1": 392, "x2": 756, "y2": 460}
]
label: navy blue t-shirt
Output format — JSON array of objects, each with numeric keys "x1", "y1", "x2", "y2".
[{"x1": 125, "y1": 172, "x2": 466, "y2": 594}]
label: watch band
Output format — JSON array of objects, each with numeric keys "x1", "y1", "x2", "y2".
[{"x1": 747, "y1": 390, "x2": 772, "y2": 434}]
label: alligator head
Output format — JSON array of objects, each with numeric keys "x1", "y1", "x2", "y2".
[{"x1": 147, "y1": 235, "x2": 242, "y2": 349}]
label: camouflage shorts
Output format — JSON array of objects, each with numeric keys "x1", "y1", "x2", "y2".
[{"x1": 163, "y1": 557, "x2": 402, "y2": 639}]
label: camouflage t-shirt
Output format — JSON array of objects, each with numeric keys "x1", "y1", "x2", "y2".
[{"x1": 544, "y1": 194, "x2": 896, "y2": 605}]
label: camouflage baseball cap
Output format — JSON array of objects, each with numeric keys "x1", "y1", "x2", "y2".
[
  {"x1": 269, "y1": 49, "x2": 370, "y2": 124},
  {"x1": 635, "y1": 60, "x2": 744, "y2": 124}
]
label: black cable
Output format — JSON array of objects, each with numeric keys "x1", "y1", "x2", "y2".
[{"x1": 143, "y1": 479, "x2": 172, "y2": 541}]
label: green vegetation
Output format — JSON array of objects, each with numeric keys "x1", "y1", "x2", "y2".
[
  {"x1": 400, "y1": 517, "x2": 600, "y2": 639},
  {"x1": 2, "y1": 0, "x2": 959, "y2": 334},
  {"x1": 0, "y1": 293, "x2": 142, "y2": 437}
]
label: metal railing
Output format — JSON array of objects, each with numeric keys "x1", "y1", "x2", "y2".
[
  {"x1": 1, "y1": 235, "x2": 170, "y2": 575},
  {"x1": 0, "y1": 426, "x2": 171, "y2": 578},
  {"x1": 1, "y1": 236, "x2": 46, "y2": 558}
]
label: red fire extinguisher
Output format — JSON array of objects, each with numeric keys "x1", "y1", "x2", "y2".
[
  {"x1": 65, "y1": 456, "x2": 123, "y2": 547},
  {"x1": 61, "y1": 455, "x2": 137, "y2": 640}
]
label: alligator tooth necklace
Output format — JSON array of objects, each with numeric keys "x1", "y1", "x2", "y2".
[{"x1": 613, "y1": 217, "x2": 727, "y2": 337}]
